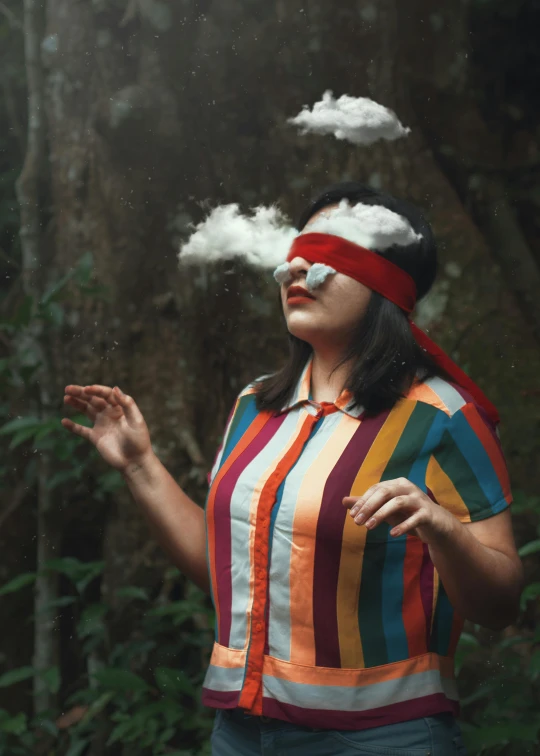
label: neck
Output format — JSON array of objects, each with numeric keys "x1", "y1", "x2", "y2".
[{"x1": 310, "y1": 347, "x2": 353, "y2": 404}]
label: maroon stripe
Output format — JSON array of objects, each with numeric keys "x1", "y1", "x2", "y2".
[
  {"x1": 313, "y1": 411, "x2": 391, "y2": 667},
  {"x1": 419, "y1": 542, "x2": 435, "y2": 649},
  {"x1": 262, "y1": 692, "x2": 459, "y2": 730},
  {"x1": 207, "y1": 402, "x2": 238, "y2": 485},
  {"x1": 202, "y1": 688, "x2": 240, "y2": 708},
  {"x1": 213, "y1": 414, "x2": 287, "y2": 646}
]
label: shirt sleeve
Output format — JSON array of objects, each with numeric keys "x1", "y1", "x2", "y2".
[{"x1": 425, "y1": 402, "x2": 513, "y2": 523}]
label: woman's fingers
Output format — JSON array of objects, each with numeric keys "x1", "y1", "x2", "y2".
[
  {"x1": 81, "y1": 384, "x2": 119, "y2": 406},
  {"x1": 111, "y1": 387, "x2": 144, "y2": 425},
  {"x1": 64, "y1": 395, "x2": 97, "y2": 419},
  {"x1": 60, "y1": 416, "x2": 94, "y2": 443}
]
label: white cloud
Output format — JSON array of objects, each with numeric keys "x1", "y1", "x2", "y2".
[
  {"x1": 178, "y1": 199, "x2": 421, "y2": 274},
  {"x1": 178, "y1": 204, "x2": 297, "y2": 269},
  {"x1": 288, "y1": 90, "x2": 410, "y2": 146},
  {"x1": 304, "y1": 199, "x2": 422, "y2": 250}
]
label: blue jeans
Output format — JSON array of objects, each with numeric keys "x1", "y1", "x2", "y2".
[{"x1": 210, "y1": 708, "x2": 467, "y2": 755}]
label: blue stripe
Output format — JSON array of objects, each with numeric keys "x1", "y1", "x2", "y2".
[
  {"x1": 449, "y1": 410, "x2": 506, "y2": 509},
  {"x1": 381, "y1": 535, "x2": 409, "y2": 661},
  {"x1": 220, "y1": 396, "x2": 259, "y2": 470}
]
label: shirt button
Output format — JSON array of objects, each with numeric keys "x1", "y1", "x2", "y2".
[{"x1": 255, "y1": 622, "x2": 263, "y2": 632}]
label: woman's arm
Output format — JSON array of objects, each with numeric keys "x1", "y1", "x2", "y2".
[
  {"x1": 123, "y1": 451, "x2": 210, "y2": 595},
  {"x1": 425, "y1": 508, "x2": 523, "y2": 630}
]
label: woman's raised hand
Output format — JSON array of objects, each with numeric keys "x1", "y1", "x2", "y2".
[{"x1": 62, "y1": 384, "x2": 154, "y2": 472}]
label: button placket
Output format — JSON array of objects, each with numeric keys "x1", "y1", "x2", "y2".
[{"x1": 238, "y1": 409, "x2": 325, "y2": 712}]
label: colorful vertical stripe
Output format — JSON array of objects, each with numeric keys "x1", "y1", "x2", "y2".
[{"x1": 202, "y1": 358, "x2": 513, "y2": 730}]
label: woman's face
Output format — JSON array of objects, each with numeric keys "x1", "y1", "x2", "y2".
[{"x1": 280, "y1": 203, "x2": 372, "y2": 353}]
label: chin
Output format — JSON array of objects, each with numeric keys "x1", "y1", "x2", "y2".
[{"x1": 286, "y1": 320, "x2": 325, "y2": 345}]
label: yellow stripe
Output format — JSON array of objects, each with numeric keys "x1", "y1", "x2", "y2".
[
  {"x1": 426, "y1": 456, "x2": 471, "y2": 523},
  {"x1": 337, "y1": 399, "x2": 417, "y2": 668}
]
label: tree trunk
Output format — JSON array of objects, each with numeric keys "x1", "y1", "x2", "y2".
[{"x1": 33, "y1": 0, "x2": 540, "y2": 746}]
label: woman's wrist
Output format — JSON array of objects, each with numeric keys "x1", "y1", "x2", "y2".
[{"x1": 121, "y1": 449, "x2": 160, "y2": 482}]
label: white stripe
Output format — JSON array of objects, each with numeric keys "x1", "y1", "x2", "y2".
[
  {"x1": 202, "y1": 664, "x2": 244, "y2": 692},
  {"x1": 268, "y1": 411, "x2": 343, "y2": 661},
  {"x1": 227, "y1": 411, "x2": 306, "y2": 649},
  {"x1": 262, "y1": 668, "x2": 458, "y2": 712},
  {"x1": 423, "y1": 376, "x2": 466, "y2": 416}
]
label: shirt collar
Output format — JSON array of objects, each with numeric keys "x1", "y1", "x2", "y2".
[{"x1": 280, "y1": 355, "x2": 365, "y2": 419}]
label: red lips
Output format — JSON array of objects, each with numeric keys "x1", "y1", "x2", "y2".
[{"x1": 287, "y1": 285, "x2": 315, "y2": 301}]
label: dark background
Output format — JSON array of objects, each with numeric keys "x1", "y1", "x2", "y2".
[{"x1": 0, "y1": 1, "x2": 539, "y2": 754}]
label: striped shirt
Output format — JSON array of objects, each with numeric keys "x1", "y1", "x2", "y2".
[{"x1": 202, "y1": 356, "x2": 512, "y2": 730}]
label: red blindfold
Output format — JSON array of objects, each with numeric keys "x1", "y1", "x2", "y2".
[{"x1": 288, "y1": 233, "x2": 500, "y2": 426}]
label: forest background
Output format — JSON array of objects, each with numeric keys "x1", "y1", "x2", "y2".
[{"x1": 0, "y1": 1, "x2": 539, "y2": 754}]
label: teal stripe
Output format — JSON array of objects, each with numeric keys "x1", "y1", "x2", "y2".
[
  {"x1": 429, "y1": 582, "x2": 454, "y2": 655},
  {"x1": 377, "y1": 403, "x2": 438, "y2": 663},
  {"x1": 447, "y1": 409, "x2": 506, "y2": 511},
  {"x1": 358, "y1": 528, "x2": 388, "y2": 667},
  {"x1": 220, "y1": 394, "x2": 258, "y2": 468}
]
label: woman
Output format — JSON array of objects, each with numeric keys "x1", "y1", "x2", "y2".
[{"x1": 62, "y1": 182, "x2": 524, "y2": 755}]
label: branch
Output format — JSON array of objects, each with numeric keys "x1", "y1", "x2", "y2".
[
  {"x1": 473, "y1": 176, "x2": 540, "y2": 346},
  {"x1": 0, "y1": 2, "x2": 22, "y2": 30},
  {"x1": 15, "y1": 0, "x2": 47, "y2": 296},
  {"x1": 1, "y1": 71, "x2": 25, "y2": 152}
]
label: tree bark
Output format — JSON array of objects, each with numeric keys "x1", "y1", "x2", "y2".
[{"x1": 16, "y1": 0, "x2": 60, "y2": 717}]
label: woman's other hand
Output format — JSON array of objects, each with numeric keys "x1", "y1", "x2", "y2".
[
  {"x1": 342, "y1": 478, "x2": 453, "y2": 543},
  {"x1": 62, "y1": 384, "x2": 154, "y2": 472}
]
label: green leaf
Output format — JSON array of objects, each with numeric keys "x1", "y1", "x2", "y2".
[
  {"x1": 115, "y1": 586, "x2": 149, "y2": 601},
  {"x1": 154, "y1": 667, "x2": 196, "y2": 698},
  {"x1": 40, "y1": 269, "x2": 75, "y2": 306},
  {"x1": 80, "y1": 691, "x2": 115, "y2": 724},
  {"x1": 518, "y1": 539, "x2": 540, "y2": 557},
  {"x1": 106, "y1": 717, "x2": 138, "y2": 746},
  {"x1": 0, "y1": 415, "x2": 41, "y2": 435},
  {"x1": 465, "y1": 722, "x2": 540, "y2": 750},
  {"x1": 8, "y1": 426, "x2": 41, "y2": 450},
  {"x1": 40, "y1": 666, "x2": 60, "y2": 694},
  {"x1": 0, "y1": 572, "x2": 36, "y2": 596},
  {"x1": 0, "y1": 666, "x2": 34, "y2": 688},
  {"x1": 77, "y1": 603, "x2": 107, "y2": 639},
  {"x1": 45, "y1": 468, "x2": 85, "y2": 492},
  {"x1": 0, "y1": 711, "x2": 28, "y2": 735},
  {"x1": 66, "y1": 739, "x2": 90, "y2": 756},
  {"x1": 40, "y1": 301, "x2": 65, "y2": 326},
  {"x1": 42, "y1": 558, "x2": 105, "y2": 594},
  {"x1": 520, "y1": 582, "x2": 540, "y2": 611},
  {"x1": 73, "y1": 252, "x2": 95, "y2": 287},
  {"x1": 93, "y1": 668, "x2": 150, "y2": 694}
]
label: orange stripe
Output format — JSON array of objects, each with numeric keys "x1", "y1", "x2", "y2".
[
  {"x1": 337, "y1": 399, "x2": 417, "y2": 667},
  {"x1": 402, "y1": 536, "x2": 428, "y2": 657},
  {"x1": 461, "y1": 403, "x2": 512, "y2": 505},
  {"x1": 239, "y1": 410, "x2": 320, "y2": 712},
  {"x1": 242, "y1": 412, "x2": 307, "y2": 650},
  {"x1": 263, "y1": 650, "x2": 454, "y2": 687},
  {"x1": 426, "y1": 456, "x2": 471, "y2": 522},
  {"x1": 209, "y1": 642, "x2": 246, "y2": 669},
  {"x1": 406, "y1": 381, "x2": 452, "y2": 415},
  {"x1": 289, "y1": 416, "x2": 358, "y2": 665},
  {"x1": 206, "y1": 410, "x2": 273, "y2": 638}
]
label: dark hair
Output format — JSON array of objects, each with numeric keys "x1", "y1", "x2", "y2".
[{"x1": 254, "y1": 181, "x2": 453, "y2": 417}]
